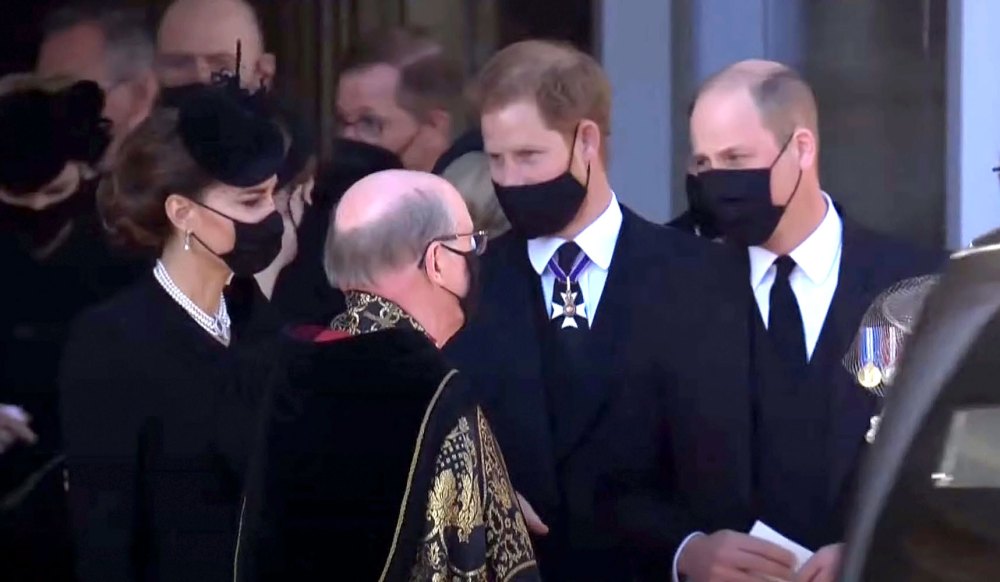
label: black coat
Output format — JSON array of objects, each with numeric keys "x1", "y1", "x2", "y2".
[
  {"x1": 749, "y1": 219, "x2": 945, "y2": 549},
  {"x1": 270, "y1": 140, "x2": 402, "y2": 325},
  {"x1": 238, "y1": 296, "x2": 540, "y2": 581},
  {"x1": 669, "y1": 205, "x2": 945, "y2": 549},
  {"x1": 0, "y1": 208, "x2": 145, "y2": 582},
  {"x1": 59, "y1": 275, "x2": 281, "y2": 582},
  {"x1": 447, "y1": 207, "x2": 754, "y2": 579}
]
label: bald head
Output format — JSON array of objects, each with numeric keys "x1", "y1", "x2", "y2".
[
  {"x1": 693, "y1": 59, "x2": 818, "y2": 147},
  {"x1": 327, "y1": 170, "x2": 471, "y2": 290},
  {"x1": 156, "y1": 0, "x2": 273, "y2": 88}
]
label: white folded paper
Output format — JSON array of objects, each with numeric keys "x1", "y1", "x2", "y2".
[{"x1": 748, "y1": 520, "x2": 814, "y2": 580}]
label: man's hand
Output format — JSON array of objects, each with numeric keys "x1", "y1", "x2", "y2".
[
  {"x1": 0, "y1": 405, "x2": 37, "y2": 454},
  {"x1": 795, "y1": 543, "x2": 842, "y2": 582},
  {"x1": 678, "y1": 529, "x2": 796, "y2": 582},
  {"x1": 515, "y1": 492, "x2": 549, "y2": 535}
]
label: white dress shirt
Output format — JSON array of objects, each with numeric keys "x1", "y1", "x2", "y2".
[
  {"x1": 747, "y1": 193, "x2": 843, "y2": 360},
  {"x1": 671, "y1": 194, "x2": 843, "y2": 582},
  {"x1": 527, "y1": 193, "x2": 623, "y2": 325}
]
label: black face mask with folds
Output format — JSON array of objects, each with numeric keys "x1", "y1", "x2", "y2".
[
  {"x1": 439, "y1": 246, "x2": 481, "y2": 328},
  {"x1": 491, "y1": 131, "x2": 589, "y2": 240},
  {"x1": 191, "y1": 201, "x2": 285, "y2": 277},
  {"x1": 695, "y1": 135, "x2": 802, "y2": 247},
  {"x1": 0, "y1": 177, "x2": 99, "y2": 249}
]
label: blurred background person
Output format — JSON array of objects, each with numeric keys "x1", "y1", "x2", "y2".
[
  {"x1": 335, "y1": 26, "x2": 464, "y2": 173},
  {"x1": 255, "y1": 113, "x2": 318, "y2": 299},
  {"x1": 0, "y1": 8, "x2": 156, "y2": 580},
  {"x1": 155, "y1": 0, "x2": 274, "y2": 96},
  {"x1": 60, "y1": 87, "x2": 285, "y2": 582},
  {"x1": 0, "y1": 72, "x2": 144, "y2": 582},
  {"x1": 36, "y1": 1, "x2": 159, "y2": 169},
  {"x1": 268, "y1": 137, "x2": 402, "y2": 325},
  {"x1": 335, "y1": 26, "x2": 507, "y2": 235},
  {"x1": 272, "y1": 25, "x2": 510, "y2": 327}
]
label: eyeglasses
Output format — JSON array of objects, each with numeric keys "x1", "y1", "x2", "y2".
[
  {"x1": 336, "y1": 113, "x2": 387, "y2": 143},
  {"x1": 418, "y1": 230, "x2": 489, "y2": 267}
]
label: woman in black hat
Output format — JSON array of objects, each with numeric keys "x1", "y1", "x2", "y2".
[
  {"x1": 59, "y1": 86, "x2": 287, "y2": 582},
  {"x1": 0, "y1": 74, "x2": 144, "y2": 582}
]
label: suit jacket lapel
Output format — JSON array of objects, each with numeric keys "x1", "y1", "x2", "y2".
[{"x1": 818, "y1": 221, "x2": 881, "y2": 504}]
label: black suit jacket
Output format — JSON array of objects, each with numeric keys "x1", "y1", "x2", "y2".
[
  {"x1": 270, "y1": 140, "x2": 402, "y2": 325},
  {"x1": 671, "y1": 210, "x2": 945, "y2": 549},
  {"x1": 447, "y1": 207, "x2": 754, "y2": 579},
  {"x1": 765, "y1": 218, "x2": 944, "y2": 548}
]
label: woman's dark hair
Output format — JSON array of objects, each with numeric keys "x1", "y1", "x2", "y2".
[{"x1": 98, "y1": 108, "x2": 214, "y2": 251}]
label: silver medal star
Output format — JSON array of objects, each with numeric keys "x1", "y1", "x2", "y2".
[{"x1": 551, "y1": 289, "x2": 587, "y2": 329}]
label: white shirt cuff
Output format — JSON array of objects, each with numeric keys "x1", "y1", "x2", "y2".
[{"x1": 673, "y1": 531, "x2": 705, "y2": 582}]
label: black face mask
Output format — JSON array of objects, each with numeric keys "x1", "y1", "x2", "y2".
[
  {"x1": 0, "y1": 177, "x2": 98, "y2": 249},
  {"x1": 439, "y1": 246, "x2": 481, "y2": 327},
  {"x1": 191, "y1": 201, "x2": 284, "y2": 276},
  {"x1": 696, "y1": 135, "x2": 802, "y2": 247},
  {"x1": 684, "y1": 173, "x2": 721, "y2": 239},
  {"x1": 492, "y1": 132, "x2": 589, "y2": 239}
]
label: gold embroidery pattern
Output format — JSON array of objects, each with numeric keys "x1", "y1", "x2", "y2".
[
  {"x1": 477, "y1": 408, "x2": 537, "y2": 580},
  {"x1": 331, "y1": 291, "x2": 427, "y2": 336},
  {"x1": 409, "y1": 408, "x2": 537, "y2": 581},
  {"x1": 379, "y1": 370, "x2": 457, "y2": 582}
]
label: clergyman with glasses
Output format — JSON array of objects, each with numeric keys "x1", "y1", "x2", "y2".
[{"x1": 237, "y1": 169, "x2": 540, "y2": 581}]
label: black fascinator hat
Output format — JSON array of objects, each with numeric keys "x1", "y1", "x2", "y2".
[
  {"x1": 0, "y1": 80, "x2": 111, "y2": 194},
  {"x1": 170, "y1": 40, "x2": 286, "y2": 188},
  {"x1": 177, "y1": 89, "x2": 285, "y2": 188}
]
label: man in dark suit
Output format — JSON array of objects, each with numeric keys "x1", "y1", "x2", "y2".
[
  {"x1": 674, "y1": 60, "x2": 943, "y2": 582},
  {"x1": 447, "y1": 41, "x2": 796, "y2": 581}
]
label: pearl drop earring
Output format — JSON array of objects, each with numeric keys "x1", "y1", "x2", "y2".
[{"x1": 184, "y1": 230, "x2": 191, "y2": 251}]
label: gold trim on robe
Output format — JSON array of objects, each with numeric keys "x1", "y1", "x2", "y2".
[
  {"x1": 409, "y1": 408, "x2": 537, "y2": 581},
  {"x1": 378, "y1": 369, "x2": 457, "y2": 582},
  {"x1": 331, "y1": 291, "x2": 428, "y2": 337},
  {"x1": 327, "y1": 290, "x2": 538, "y2": 580}
]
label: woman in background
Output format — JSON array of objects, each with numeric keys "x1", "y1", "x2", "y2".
[
  {"x1": 59, "y1": 86, "x2": 286, "y2": 582},
  {"x1": 0, "y1": 73, "x2": 144, "y2": 582}
]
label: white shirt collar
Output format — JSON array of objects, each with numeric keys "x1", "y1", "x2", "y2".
[
  {"x1": 748, "y1": 193, "x2": 843, "y2": 289},
  {"x1": 527, "y1": 192, "x2": 623, "y2": 275}
]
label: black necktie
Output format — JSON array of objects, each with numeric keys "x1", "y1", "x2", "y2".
[
  {"x1": 550, "y1": 242, "x2": 589, "y2": 331},
  {"x1": 768, "y1": 256, "x2": 807, "y2": 376}
]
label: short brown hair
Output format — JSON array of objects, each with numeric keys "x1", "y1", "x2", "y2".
[
  {"x1": 472, "y1": 40, "x2": 611, "y2": 143},
  {"x1": 341, "y1": 26, "x2": 465, "y2": 122},
  {"x1": 98, "y1": 108, "x2": 214, "y2": 251}
]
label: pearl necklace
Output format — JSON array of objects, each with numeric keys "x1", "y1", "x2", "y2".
[{"x1": 153, "y1": 260, "x2": 231, "y2": 346}]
